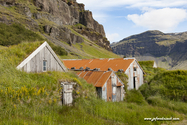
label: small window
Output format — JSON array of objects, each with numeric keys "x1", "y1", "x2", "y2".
[
  {"x1": 43, "y1": 60, "x2": 47, "y2": 72},
  {"x1": 134, "y1": 67, "x2": 137, "y2": 71}
]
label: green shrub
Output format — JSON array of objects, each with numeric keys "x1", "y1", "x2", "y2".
[
  {"x1": 125, "y1": 90, "x2": 147, "y2": 105},
  {"x1": 116, "y1": 72, "x2": 128, "y2": 91},
  {"x1": 141, "y1": 70, "x2": 187, "y2": 102},
  {"x1": 139, "y1": 61, "x2": 166, "y2": 84},
  {"x1": 0, "y1": 23, "x2": 44, "y2": 46},
  {"x1": 139, "y1": 61, "x2": 154, "y2": 67}
]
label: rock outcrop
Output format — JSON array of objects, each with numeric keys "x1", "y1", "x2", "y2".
[
  {"x1": 0, "y1": 0, "x2": 111, "y2": 50},
  {"x1": 0, "y1": 0, "x2": 15, "y2": 6},
  {"x1": 72, "y1": 24, "x2": 111, "y2": 51}
]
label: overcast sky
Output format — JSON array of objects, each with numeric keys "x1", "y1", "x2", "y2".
[{"x1": 76, "y1": 0, "x2": 187, "y2": 43}]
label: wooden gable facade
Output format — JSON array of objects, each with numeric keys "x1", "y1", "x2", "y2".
[
  {"x1": 17, "y1": 41, "x2": 67, "y2": 73},
  {"x1": 124, "y1": 59, "x2": 144, "y2": 90},
  {"x1": 77, "y1": 71, "x2": 124, "y2": 102}
]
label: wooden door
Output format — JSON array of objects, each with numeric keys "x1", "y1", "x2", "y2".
[
  {"x1": 107, "y1": 77, "x2": 112, "y2": 101},
  {"x1": 63, "y1": 84, "x2": 73, "y2": 105}
]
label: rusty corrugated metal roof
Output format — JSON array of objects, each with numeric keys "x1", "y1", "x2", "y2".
[
  {"x1": 77, "y1": 71, "x2": 112, "y2": 87},
  {"x1": 95, "y1": 71, "x2": 112, "y2": 87},
  {"x1": 77, "y1": 71, "x2": 123, "y2": 87},
  {"x1": 86, "y1": 71, "x2": 105, "y2": 85},
  {"x1": 78, "y1": 71, "x2": 88, "y2": 78},
  {"x1": 63, "y1": 58, "x2": 135, "y2": 72}
]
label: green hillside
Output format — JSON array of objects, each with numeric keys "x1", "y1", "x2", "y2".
[
  {"x1": 139, "y1": 61, "x2": 187, "y2": 115},
  {"x1": 0, "y1": 42, "x2": 186, "y2": 124}
]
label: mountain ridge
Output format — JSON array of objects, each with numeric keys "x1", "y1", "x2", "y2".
[{"x1": 111, "y1": 30, "x2": 187, "y2": 70}]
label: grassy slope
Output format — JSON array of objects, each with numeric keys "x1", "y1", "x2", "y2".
[
  {"x1": 0, "y1": 43, "x2": 186, "y2": 125},
  {"x1": 0, "y1": 2, "x2": 186, "y2": 124},
  {"x1": 62, "y1": 25, "x2": 120, "y2": 59}
]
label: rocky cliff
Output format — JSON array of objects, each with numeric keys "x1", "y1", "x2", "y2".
[
  {"x1": 111, "y1": 30, "x2": 187, "y2": 69},
  {"x1": 0, "y1": 0, "x2": 111, "y2": 50}
]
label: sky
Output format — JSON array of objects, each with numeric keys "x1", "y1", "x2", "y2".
[{"x1": 76, "y1": 0, "x2": 187, "y2": 43}]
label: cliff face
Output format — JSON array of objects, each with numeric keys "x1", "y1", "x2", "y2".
[
  {"x1": 111, "y1": 30, "x2": 187, "y2": 69},
  {"x1": 0, "y1": 0, "x2": 111, "y2": 50}
]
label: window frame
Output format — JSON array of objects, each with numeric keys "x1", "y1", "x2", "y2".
[
  {"x1": 134, "y1": 67, "x2": 137, "y2": 71},
  {"x1": 43, "y1": 60, "x2": 47, "y2": 72}
]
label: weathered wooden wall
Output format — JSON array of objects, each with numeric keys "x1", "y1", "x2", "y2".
[
  {"x1": 116, "y1": 87, "x2": 121, "y2": 102},
  {"x1": 22, "y1": 46, "x2": 64, "y2": 73},
  {"x1": 125, "y1": 60, "x2": 144, "y2": 90},
  {"x1": 102, "y1": 82, "x2": 107, "y2": 101},
  {"x1": 101, "y1": 72, "x2": 124, "y2": 102}
]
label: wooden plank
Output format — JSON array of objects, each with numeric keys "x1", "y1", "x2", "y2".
[
  {"x1": 48, "y1": 50, "x2": 52, "y2": 70},
  {"x1": 107, "y1": 77, "x2": 112, "y2": 102},
  {"x1": 30, "y1": 58, "x2": 34, "y2": 72},
  {"x1": 36, "y1": 52, "x2": 39, "y2": 73},
  {"x1": 24, "y1": 63, "x2": 27, "y2": 72},
  {"x1": 38, "y1": 51, "x2": 42, "y2": 72},
  {"x1": 112, "y1": 86, "x2": 116, "y2": 102},
  {"x1": 116, "y1": 87, "x2": 121, "y2": 102},
  {"x1": 45, "y1": 47, "x2": 49, "y2": 71},
  {"x1": 41, "y1": 47, "x2": 45, "y2": 72},
  {"x1": 33, "y1": 55, "x2": 36, "y2": 72},
  {"x1": 27, "y1": 61, "x2": 30, "y2": 72}
]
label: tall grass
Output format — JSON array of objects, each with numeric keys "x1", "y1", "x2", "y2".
[{"x1": 0, "y1": 23, "x2": 44, "y2": 46}]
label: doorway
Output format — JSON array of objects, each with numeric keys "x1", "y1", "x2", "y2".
[{"x1": 133, "y1": 77, "x2": 136, "y2": 89}]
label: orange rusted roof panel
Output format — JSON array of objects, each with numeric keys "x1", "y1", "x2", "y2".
[
  {"x1": 86, "y1": 71, "x2": 105, "y2": 85},
  {"x1": 83, "y1": 71, "x2": 93, "y2": 82},
  {"x1": 95, "y1": 71, "x2": 112, "y2": 87},
  {"x1": 63, "y1": 58, "x2": 135, "y2": 72},
  {"x1": 63, "y1": 59, "x2": 91, "y2": 69},
  {"x1": 116, "y1": 78, "x2": 123, "y2": 86},
  {"x1": 100, "y1": 58, "x2": 134, "y2": 71},
  {"x1": 77, "y1": 71, "x2": 112, "y2": 87},
  {"x1": 78, "y1": 71, "x2": 87, "y2": 78}
]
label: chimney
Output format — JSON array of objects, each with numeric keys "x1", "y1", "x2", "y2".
[
  {"x1": 93, "y1": 68, "x2": 100, "y2": 71},
  {"x1": 118, "y1": 69, "x2": 124, "y2": 72},
  {"x1": 71, "y1": 67, "x2": 76, "y2": 70},
  {"x1": 79, "y1": 67, "x2": 84, "y2": 70},
  {"x1": 85, "y1": 67, "x2": 90, "y2": 71}
]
